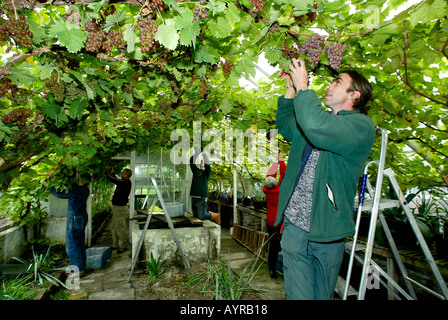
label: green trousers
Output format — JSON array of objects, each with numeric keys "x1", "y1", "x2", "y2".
[
  {"x1": 281, "y1": 217, "x2": 345, "y2": 300},
  {"x1": 112, "y1": 205, "x2": 129, "y2": 250}
]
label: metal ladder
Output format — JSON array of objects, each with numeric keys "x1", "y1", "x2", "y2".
[
  {"x1": 343, "y1": 127, "x2": 448, "y2": 300},
  {"x1": 127, "y1": 177, "x2": 192, "y2": 282}
]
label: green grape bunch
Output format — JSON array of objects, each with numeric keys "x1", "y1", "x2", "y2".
[{"x1": 45, "y1": 74, "x2": 66, "y2": 103}]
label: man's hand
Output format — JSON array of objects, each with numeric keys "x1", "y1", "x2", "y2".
[
  {"x1": 280, "y1": 70, "x2": 296, "y2": 98},
  {"x1": 289, "y1": 58, "x2": 309, "y2": 91}
]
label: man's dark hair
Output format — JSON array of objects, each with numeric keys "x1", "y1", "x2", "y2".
[{"x1": 342, "y1": 70, "x2": 373, "y2": 115}]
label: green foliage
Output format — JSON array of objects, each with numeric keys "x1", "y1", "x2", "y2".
[
  {"x1": 0, "y1": 275, "x2": 39, "y2": 300},
  {"x1": 0, "y1": 0, "x2": 447, "y2": 230},
  {"x1": 145, "y1": 252, "x2": 168, "y2": 282},
  {"x1": 13, "y1": 246, "x2": 68, "y2": 288}
]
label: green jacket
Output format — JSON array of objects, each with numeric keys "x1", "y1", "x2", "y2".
[
  {"x1": 275, "y1": 89, "x2": 375, "y2": 242},
  {"x1": 190, "y1": 154, "x2": 211, "y2": 198}
]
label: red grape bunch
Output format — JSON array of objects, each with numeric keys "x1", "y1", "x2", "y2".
[
  {"x1": 221, "y1": 60, "x2": 235, "y2": 77},
  {"x1": 300, "y1": 34, "x2": 325, "y2": 69},
  {"x1": 193, "y1": 7, "x2": 208, "y2": 23},
  {"x1": 149, "y1": 0, "x2": 165, "y2": 12},
  {"x1": 0, "y1": 14, "x2": 33, "y2": 50},
  {"x1": 136, "y1": 17, "x2": 159, "y2": 52},
  {"x1": 85, "y1": 20, "x2": 123, "y2": 53},
  {"x1": 2, "y1": 108, "x2": 32, "y2": 128},
  {"x1": 85, "y1": 20, "x2": 106, "y2": 52},
  {"x1": 325, "y1": 42, "x2": 346, "y2": 70},
  {"x1": 282, "y1": 41, "x2": 300, "y2": 60},
  {"x1": 249, "y1": 0, "x2": 264, "y2": 13},
  {"x1": 0, "y1": 78, "x2": 18, "y2": 98}
]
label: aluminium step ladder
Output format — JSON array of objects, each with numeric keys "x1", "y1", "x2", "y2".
[
  {"x1": 343, "y1": 128, "x2": 448, "y2": 300},
  {"x1": 127, "y1": 177, "x2": 192, "y2": 282}
]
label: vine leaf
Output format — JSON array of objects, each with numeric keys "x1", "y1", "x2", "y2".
[
  {"x1": 409, "y1": 0, "x2": 447, "y2": 27},
  {"x1": 155, "y1": 19, "x2": 179, "y2": 51},
  {"x1": 176, "y1": 8, "x2": 199, "y2": 47},
  {"x1": 49, "y1": 20, "x2": 87, "y2": 53},
  {"x1": 207, "y1": 17, "x2": 232, "y2": 39}
]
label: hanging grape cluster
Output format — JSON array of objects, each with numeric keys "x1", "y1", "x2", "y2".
[
  {"x1": 11, "y1": 88, "x2": 29, "y2": 106},
  {"x1": 0, "y1": 78, "x2": 18, "y2": 98},
  {"x1": 282, "y1": 41, "x2": 300, "y2": 60},
  {"x1": 294, "y1": 2, "x2": 319, "y2": 27},
  {"x1": 325, "y1": 42, "x2": 346, "y2": 70},
  {"x1": 249, "y1": 0, "x2": 264, "y2": 13},
  {"x1": 193, "y1": 7, "x2": 208, "y2": 23},
  {"x1": 84, "y1": 19, "x2": 123, "y2": 53},
  {"x1": 66, "y1": 83, "x2": 87, "y2": 101},
  {"x1": 149, "y1": 0, "x2": 165, "y2": 12},
  {"x1": 221, "y1": 60, "x2": 235, "y2": 77},
  {"x1": 0, "y1": 14, "x2": 33, "y2": 50},
  {"x1": 300, "y1": 34, "x2": 326, "y2": 69},
  {"x1": 198, "y1": 79, "x2": 208, "y2": 98},
  {"x1": 2, "y1": 108, "x2": 32, "y2": 128},
  {"x1": 45, "y1": 74, "x2": 66, "y2": 103},
  {"x1": 136, "y1": 17, "x2": 159, "y2": 52}
]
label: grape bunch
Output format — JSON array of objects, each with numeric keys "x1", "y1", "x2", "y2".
[
  {"x1": 300, "y1": 34, "x2": 325, "y2": 69},
  {"x1": 249, "y1": 0, "x2": 264, "y2": 13},
  {"x1": 0, "y1": 78, "x2": 18, "y2": 98},
  {"x1": 11, "y1": 88, "x2": 29, "y2": 106},
  {"x1": 149, "y1": 0, "x2": 165, "y2": 12},
  {"x1": 198, "y1": 79, "x2": 208, "y2": 98},
  {"x1": 102, "y1": 30, "x2": 123, "y2": 52},
  {"x1": 325, "y1": 42, "x2": 346, "y2": 70},
  {"x1": 2, "y1": 108, "x2": 32, "y2": 128},
  {"x1": 0, "y1": 14, "x2": 33, "y2": 50},
  {"x1": 122, "y1": 83, "x2": 134, "y2": 93},
  {"x1": 85, "y1": 20, "x2": 105, "y2": 52},
  {"x1": 282, "y1": 41, "x2": 300, "y2": 60},
  {"x1": 66, "y1": 83, "x2": 87, "y2": 101},
  {"x1": 136, "y1": 18, "x2": 159, "y2": 52},
  {"x1": 45, "y1": 74, "x2": 66, "y2": 103},
  {"x1": 221, "y1": 60, "x2": 235, "y2": 77},
  {"x1": 294, "y1": 2, "x2": 319, "y2": 26},
  {"x1": 193, "y1": 7, "x2": 208, "y2": 23}
]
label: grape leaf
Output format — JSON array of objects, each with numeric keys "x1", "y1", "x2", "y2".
[
  {"x1": 104, "y1": 9, "x2": 127, "y2": 31},
  {"x1": 155, "y1": 19, "x2": 179, "y2": 50},
  {"x1": 207, "y1": 17, "x2": 232, "y2": 39},
  {"x1": 49, "y1": 20, "x2": 86, "y2": 53}
]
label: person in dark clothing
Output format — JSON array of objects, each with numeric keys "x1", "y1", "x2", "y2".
[
  {"x1": 47, "y1": 173, "x2": 91, "y2": 277},
  {"x1": 106, "y1": 166, "x2": 132, "y2": 253},
  {"x1": 189, "y1": 151, "x2": 220, "y2": 225},
  {"x1": 263, "y1": 152, "x2": 286, "y2": 278}
]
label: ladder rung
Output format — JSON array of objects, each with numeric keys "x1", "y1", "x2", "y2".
[
  {"x1": 335, "y1": 275, "x2": 358, "y2": 299},
  {"x1": 345, "y1": 241, "x2": 365, "y2": 253},
  {"x1": 356, "y1": 199, "x2": 401, "y2": 212}
]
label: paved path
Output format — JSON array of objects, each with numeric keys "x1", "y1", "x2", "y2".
[{"x1": 67, "y1": 222, "x2": 285, "y2": 300}]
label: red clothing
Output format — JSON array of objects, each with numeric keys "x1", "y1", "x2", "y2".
[{"x1": 263, "y1": 161, "x2": 286, "y2": 226}]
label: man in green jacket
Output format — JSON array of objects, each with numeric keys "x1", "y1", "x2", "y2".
[{"x1": 276, "y1": 58, "x2": 375, "y2": 300}]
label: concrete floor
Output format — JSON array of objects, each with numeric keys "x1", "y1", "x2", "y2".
[{"x1": 66, "y1": 221, "x2": 285, "y2": 300}]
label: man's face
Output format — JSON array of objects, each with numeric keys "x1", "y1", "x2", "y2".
[{"x1": 324, "y1": 73, "x2": 355, "y2": 112}]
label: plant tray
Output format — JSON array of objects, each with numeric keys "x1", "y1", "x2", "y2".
[{"x1": 86, "y1": 247, "x2": 111, "y2": 270}]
